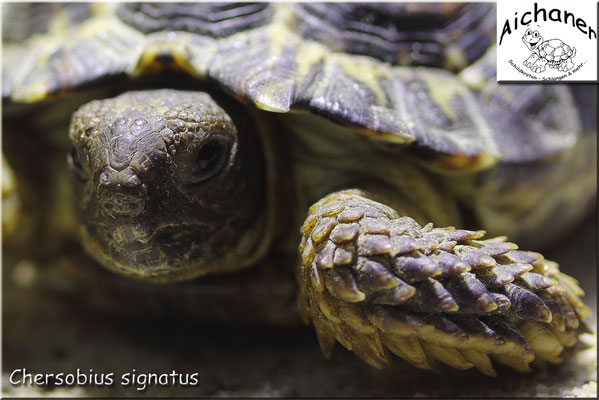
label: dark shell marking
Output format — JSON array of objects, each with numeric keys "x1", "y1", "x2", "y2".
[
  {"x1": 117, "y1": 3, "x2": 274, "y2": 38},
  {"x1": 291, "y1": 3, "x2": 495, "y2": 69},
  {"x1": 298, "y1": 190, "x2": 590, "y2": 375}
]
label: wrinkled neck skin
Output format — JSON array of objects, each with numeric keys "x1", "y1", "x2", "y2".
[{"x1": 69, "y1": 89, "x2": 280, "y2": 282}]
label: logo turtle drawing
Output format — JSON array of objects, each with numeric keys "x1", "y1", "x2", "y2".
[{"x1": 522, "y1": 28, "x2": 577, "y2": 73}]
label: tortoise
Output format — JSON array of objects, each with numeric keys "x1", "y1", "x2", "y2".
[
  {"x1": 522, "y1": 28, "x2": 577, "y2": 73},
  {"x1": 2, "y1": 3, "x2": 596, "y2": 378}
]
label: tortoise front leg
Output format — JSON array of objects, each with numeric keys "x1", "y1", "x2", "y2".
[
  {"x1": 559, "y1": 59, "x2": 574, "y2": 72},
  {"x1": 523, "y1": 53, "x2": 539, "y2": 69},
  {"x1": 530, "y1": 57, "x2": 548, "y2": 73},
  {"x1": 297, "y1": 190, "x2": 590, "y2": 375}
]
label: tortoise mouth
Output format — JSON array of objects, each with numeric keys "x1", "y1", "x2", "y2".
[
  {"x1": 81, "y1": 220, "x2": 217, "y2": 281},
  {"x1": 523, "y1": 37, "x2": 541, "y2": 49}
]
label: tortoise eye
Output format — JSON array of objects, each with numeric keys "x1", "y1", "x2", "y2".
[
  {"x1": 190, "y1": 139, "x2": 228, "y2": 184},
  {"x1": 68, "y1": 145, "x2": 87, "y2": 182}
]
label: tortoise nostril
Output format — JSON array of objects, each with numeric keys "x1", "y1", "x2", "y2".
[
  {"x1": 99, "y1": 169, "x2": 141, "y2": 188},
  {"x1": 125, "y1": 175, "x2": 141, "y2": 188},
  {"x1": 99, "y1": 171, "x2": 111, "y2": 186}
]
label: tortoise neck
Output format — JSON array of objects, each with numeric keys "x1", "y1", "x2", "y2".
[{"x1": 247, "y1": 106, "x2": 296, "y2": 256}]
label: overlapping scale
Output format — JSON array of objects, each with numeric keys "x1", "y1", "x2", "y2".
[{"x1": 299, "y1": 190, "x2": 590, "y2": 375}]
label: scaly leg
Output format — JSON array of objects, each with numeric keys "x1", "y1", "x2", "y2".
[
  {"x1": 560, "y1": 59, "x2": 574, "y2": 72},
  {"x1": 531, "y1": 58, "x2": 548, "y2": 73},
  {"x1": 523, "y1": 53, "x2": 539, "y2": 69},
  {"x1": 298, "y1": 190, "x2": 590, "y2": 375}
]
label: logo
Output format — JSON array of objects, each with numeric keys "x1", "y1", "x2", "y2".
[{"x1": 497, "y1": 1, "x2": 598, "y2": 82}]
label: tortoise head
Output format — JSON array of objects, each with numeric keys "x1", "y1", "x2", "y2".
[
  {"x1": 522, "y1": 29, "x2": 542, "y2": 51},
  {"x1": 68, "y1": 89, "x2": 270, "y2": 282}
]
